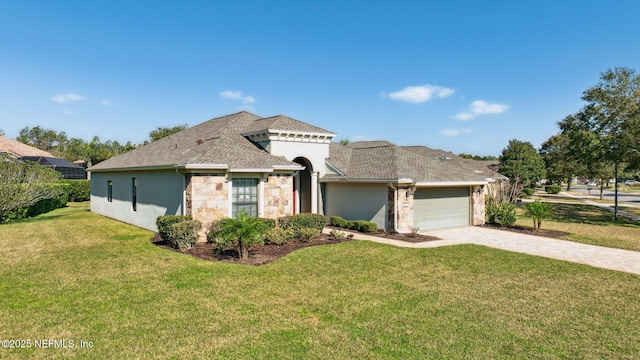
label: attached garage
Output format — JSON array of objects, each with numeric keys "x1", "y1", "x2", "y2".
[{"x1": 413, "y1": 187, "x2": 470, "y2": 230}]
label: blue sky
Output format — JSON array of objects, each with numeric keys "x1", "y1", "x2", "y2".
[{"x1": 1, "y1": 0, "x2": 640, "y2": 156}]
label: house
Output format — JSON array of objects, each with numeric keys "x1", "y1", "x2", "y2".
[
  {"x1": 88, "y1": 112, "x2": 493, "y2": 239},
  {"x1": 0, "y1": 135, "x2": 86, "y2": 179}
]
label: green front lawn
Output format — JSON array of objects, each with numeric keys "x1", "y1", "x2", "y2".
[
  {"x1": 516, "y1": 203, "x2": 640, "y2": 251},
  {"x1": 1, "y1": 203, "x2": 640, "y2": 359}
]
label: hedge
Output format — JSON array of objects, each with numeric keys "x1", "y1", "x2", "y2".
[
  {"x1": 330, "y1": 216, "x2": 377, "y2": 233},
  {"x1": 544, "y1": 185, "x2": 561, "y2": 194},
  {"x1": 279, "y1": 213, "x2": 326, "y2": 231},
  {"x1": 6, "y1": 182, "x2": 69, "y2": 221},
  {"x1": 65, "y1": 180, "x2": 90, "y2": 202}
]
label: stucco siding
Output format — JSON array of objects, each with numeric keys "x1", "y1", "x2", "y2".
[
  {"x1": 324, "y1": 183, "x2": 388, "y2": 230},
  {"x1": 90, "y1": 170, "x2": 184, "y2": 232}
]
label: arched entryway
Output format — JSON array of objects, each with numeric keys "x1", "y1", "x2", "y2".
[{"x1": 293, "y1": 157, "x2": 315, "y2": 214}]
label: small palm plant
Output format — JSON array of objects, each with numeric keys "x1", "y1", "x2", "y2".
[
  {"x1": 524, "y1": 200, "x2": 552, "y2": 231},
  {"x1": 219, "y1": 211, "x2": 267, "y2": 259}
]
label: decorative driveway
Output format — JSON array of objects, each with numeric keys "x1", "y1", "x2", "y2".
[{"x1": 325, "y1": 226, "x2": 640, "y2": 275}]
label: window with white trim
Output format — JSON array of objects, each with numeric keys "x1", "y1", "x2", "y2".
[{"x1": 232, "y1": 178, "x2": 258, "y2": 218}]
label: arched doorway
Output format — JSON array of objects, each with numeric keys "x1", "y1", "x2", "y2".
[{"x1": 293, "y1": 157, "x2": 312, "y2": 213}]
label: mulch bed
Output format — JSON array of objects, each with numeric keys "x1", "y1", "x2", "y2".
[
  {"x1": 151, "y1": 225, "x2": 568, "y2": 266},
  {"x1": 151, "y1": 228, "x2": 440, "y2": 266}
]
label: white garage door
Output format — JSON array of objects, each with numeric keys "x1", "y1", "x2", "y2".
[{"x1": 413, "y1": 187, "x2": 470, "y2": 230}]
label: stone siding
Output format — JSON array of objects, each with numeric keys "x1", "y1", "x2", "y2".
[
  {"x1": 471, "y1": 185, "x2": 485, "y2": 226},
  {"x1": 263, "y1": 174, "x2": 294, "y2": 218},
  {"x1": 396, "y1": 187, "x2": 414, "y2": 233},
  {"x1": 186, "y1": 174, "x2": 228, "y2": 242}
]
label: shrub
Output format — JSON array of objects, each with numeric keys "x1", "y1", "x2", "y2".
[
  {"x1": 329, "y1": 229, "x2": 346, "y2": 240},
  {"x1": 215, "y1": 212, "x2": 268, "y2": 259},
  {"x1": 279, "y1": 213, "x2": 326, "y2": 231},
  {"x1": 545, "y1": 185, "x2": 561, "y2": 194},
  {"x1": 7, "y1": 183, "x2": 70, "y2": 221},
  {"x1": 524, "y1": 200, "x2": 552, "y2": 231},
  {"x1": 264, "y1": 227, "x2": 295, "y2": 245},
  {"x1": 329, "y1": 216, "x2": 348, "y2": 228},
  {"x1": 485, "y1": 199, "x2": 516, "y2": 227},
  {"x1": 257, "y1": 217, "x2": 276, "y2": 230},
  {"x1": 296, "y1": 227, "x2": 321, "y2": 242},
  {"x1": 65, "y1": 180, "x2": 90, "y2": 202},
  {"x1": 521, "y1": 187, "x2": 533, "y2": 197},
  {"x1": 156, "y1": 215, "x2": 192, "y2": 241},
  {"x1": 358, "y1": 221, "x2": 377, "y2": 233},
  {"x1": 167, "y1": 220, "x2": 202, "y2": 251}
]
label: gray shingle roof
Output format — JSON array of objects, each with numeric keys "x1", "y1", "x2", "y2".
[
  {"x1": 324, "y1": 141, "x2": 489, "y2": 183},
  {"x1": 403, "y1": 146, "x2": 506, "y2": 180},
  {"x1": 242, "y1": 115, "x2": 335, "y2": 135},
  {"x1": 89, "y1": 112, "x2": 307, "y2": 171}
]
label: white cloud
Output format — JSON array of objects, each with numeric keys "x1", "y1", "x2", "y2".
[
  {"x1": 220, "y1": 90, "x2": 243, "y2": 100},
  {"x1": 470, "y1": 100, "x2": 508, "y2": 114},
  {"x1": 220, "y1": 90, "x2": 256, "y2": 110},
  {"x1": 51, "y1": 93, "x2": 85, "y2": 103},
  {"x1": 456, "y1": 100, "x2": 508, "y2": 121},
  {"x1": 101, "y1": 99, "x2": 113, "y2": 106},
  {"x1": 387, "y1": 84, "x2": 455, "y2": 104},
  {"x1": 243, "y1": 95, "x2": 256, "y2": 105},
  {"x1": 439, "y1": 128, "x2": 472, "y2": 136}
]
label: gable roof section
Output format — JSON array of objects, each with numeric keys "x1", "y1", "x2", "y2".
[
  {"x1": 403, "y1": 146, "x2": 506, "y2": 180},
  {"x1": 89, "y1": 112, "x2": 314, "y2": 172},
  {"x1": 0, "y1": 136, "x2": 55, "y2": 158},
  {"x1": 324, "y1": 141, "x2": 489, "y2": 184},
  {"x1": 243, "y1": 115, "x2": 335, "y2": 135}
]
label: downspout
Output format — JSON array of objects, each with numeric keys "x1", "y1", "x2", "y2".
[{"x1": 388, "y1": 183, "x2": 399, "y2": 233}]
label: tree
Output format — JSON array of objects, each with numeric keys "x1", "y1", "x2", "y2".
[
  {"x1": 498, "y1": 139, "x2": 546, "y2": 187},
  {"x1": 458, "y1": 153, "x2": 498, "y2": 161},
  {"x1": 149, "y1": 124, "x2": 188, "y2": 142},
  {"x1": 0, "y1": 155, "x2": 64, "y2": 222},
  {"x1": 217, "y1": 212, "x2": 268, "y2": 259},
  {"x1": 524, "y1": 200, "x2": 552, "y2": 231},
  {"x1": 539, "y1": 133, "x2": 581, "y2": 190},
  {"x1": 0, "y1": 129, "x2": 4, "y2": 136},
  {"x1": 338, "y1": 138, "x2": 350, "y2": 145},
  {"x1": 558, "y1": 67, "x2": 640, "y2": 199},
  {"x1": 17, "y1": 126, "x2": 67, "y2": 155}
]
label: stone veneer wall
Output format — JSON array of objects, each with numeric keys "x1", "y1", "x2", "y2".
[
  {"x1": 185, "y1": 174, "x2": 228, "y2": 242},
  {"x1": 395, "y1": 187, "x2": 414, "y2": 233},
  {"x1": 263, "y1": 174, "x2": 294, "y2": 219},
  {"x1": 471, "y1": 185, "x2": 485, "y2": 226}
]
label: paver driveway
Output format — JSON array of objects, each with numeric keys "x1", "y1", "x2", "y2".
[{"x1": 325, "y1": 227, "x2": 640, "y2": 275}]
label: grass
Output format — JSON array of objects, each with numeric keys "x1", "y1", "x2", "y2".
[
  {"x1": 2, "y1": 203, "x2": 640, "y2": 358},
  {"x1": 516, "y1": 202, "x2": 640, "y2": 251}
]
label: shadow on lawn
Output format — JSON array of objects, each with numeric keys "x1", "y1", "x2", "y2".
[{"x1": 547, "y1": 203, "x2": 640, "y2": 227}]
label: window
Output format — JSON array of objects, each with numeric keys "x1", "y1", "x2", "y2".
[
  {"x1": 132, "y1": 178, "x2": 137, "y2": 211},
  {"x1": 107, "y1": 181, "x2": 113, "y2": 202},
  {"x1": 232, "y1": 178, "x2": 258, "y2": 218}
]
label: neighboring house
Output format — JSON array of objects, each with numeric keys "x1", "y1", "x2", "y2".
[
  {"x1": 0, "y1": 135, "x2": 86, "y2": 179},
  {"x1": 88, "y1": 112, "x2": 492, "y2": 239}
]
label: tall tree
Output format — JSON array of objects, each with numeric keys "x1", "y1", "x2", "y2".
[
  {"x1": 498, "y1": 139, "x2": 546, "y2": 187},
  {"x1": 558, "y1": 67, "x2": 640, "y2": 198},
  {"x1": 539, "y1": 133, "x2": 581, "y2": 190},
  {"x1": 17, "y1": 126, "x2": 67, "y2": 155},
  {"x1": 149, "y1": 124, "x2": 188, "y2": 142}
]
